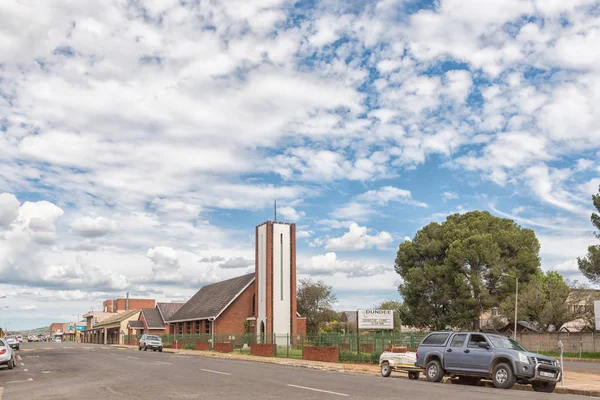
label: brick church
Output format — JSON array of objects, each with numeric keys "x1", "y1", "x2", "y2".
[{"x1": 167, "y1": 221, "x2": 306, "y2": 341}]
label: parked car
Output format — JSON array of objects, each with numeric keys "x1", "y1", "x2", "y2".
[
  {"x1": 5, "y1": 336, "x2": 19, "y2": 351},
  {"x1": 16, "y1": 335, "x2": 23, "y2": 343},
  {"x1": 0, "y1": 338, "x2": 17, "y2": 370},
  {"x1": 139, "y1": 335, "x2": 163, "y2": 352},
  {"x1": 416, "y1": 331, "x2": 561, "y2": 393}
]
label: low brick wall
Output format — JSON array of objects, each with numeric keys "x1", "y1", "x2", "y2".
[
  {"x1": 251, "y1": 344, "x2": 275, "y2": 357},
  {"x1": 302, "y1": 346, "x2": 338, "y2": 363},
  {"x1": 195, "y1": 341, "x2": 210, "y2": 351},
  {"x1": 214, "y1": 342, "x2": 232, "y2": 353},
  {"x1": 171, "y1": 341, "x2": 183, "y2": 350},
  {"x1": 128, "y1": 338, "x2": 139, "y2": 346}
]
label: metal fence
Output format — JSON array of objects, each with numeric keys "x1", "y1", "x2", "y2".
[{"x1": 124, "y1": 331, "x2": 429, "y2": 363}]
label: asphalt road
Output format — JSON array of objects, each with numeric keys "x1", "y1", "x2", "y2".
[{"x1": 0, "y1": 342, "x2": 596, "y2": 400}]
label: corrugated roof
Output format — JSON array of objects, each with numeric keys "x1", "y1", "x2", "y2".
[
  {"x1": 93, "y1": 310, "x2": 139, "y2": 328},
  {"x1": 156, "y1": 302, "x2": 184, "y2": 322},
  {"x1": 168, "y1": 273, "x2": 255, "y2": 322},
  {"x1": 142, "y1": 308, "x2": 165, "y2": 329}
]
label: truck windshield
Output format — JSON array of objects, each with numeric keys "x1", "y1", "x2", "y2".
[{"x1": 488, "y1": 335, "x2": 528, "y2": 352}]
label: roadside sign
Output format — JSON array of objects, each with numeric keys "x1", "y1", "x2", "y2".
[
  {"x1": 594, "y1": 300, "x2": 600, "y2": 331},
  {"x1": 357, "y1": 309, "x2": 394, "y2": 330}
]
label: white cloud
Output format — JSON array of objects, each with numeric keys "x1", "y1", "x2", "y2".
[
  {"x1": 0, "y1": 193, "x2": 20, "y2": 227},
  {"x1": 357, "y1": 186, "x2": 428, "y2": 207},
  {"x1": 442, "y1": 191, "x2": 459, "y2": 200},
  {"x1": 523, "y1": 164, "x2": 585, "y2": 214},
  {"x1": 329, "y1": 202, "x2": 374, "y2": 222},
  {"x1": 70, "y1": 216, "x2": 117, "y2": 238},
  {"x1": 324, "y1": 223, "x2": 393, "y2": 251},
  {"x1": 316, "y1": 219, "x2": 354, "y2": 229},
  {"x1": 278, "y1": 206, "x2": 304, "y2": 222},
  {"x1": 151, "y1": 198, "x2": 202, "y2": 217},
  {"x1": 219, "y1": 257, "x2": 254, "y2": 269},
  {"x1": 299, "y1": 252, "x2": 386, "y2": 278},
  {"x1": 297, "y1": 230, "x2": 313, "y2": 238},
  {"x1": 146, "y1": 246, "x2": 182, "y2": 283},
  {"x1": 19, "y1": 305, "x2": 38, "y2": 311}
]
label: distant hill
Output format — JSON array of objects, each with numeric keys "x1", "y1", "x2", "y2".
[{"x1": 7, "y1": 326, "x2": 50, "y2": 337}]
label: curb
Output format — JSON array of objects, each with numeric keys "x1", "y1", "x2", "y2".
[
  {"x1": 562, "y1": 357, "x2": 600, "y2": 363},
  {"x1": 107, "y1": 345, "x2": 600, "y2": 397}
]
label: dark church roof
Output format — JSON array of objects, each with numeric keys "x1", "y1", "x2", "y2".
[
  {"x1": 156, "y1": 302, "x2": 184, "y2": 322},
  {"x1": 141, "y1": 308, "x2": 166, "y2": 329},
  {"x1": 168, "y1": 273, "x2": 255, "y2": 322}
]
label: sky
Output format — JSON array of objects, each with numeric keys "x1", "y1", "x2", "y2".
[{"x1": 1, "y1": 0, "x2": 599, "y2": 330}]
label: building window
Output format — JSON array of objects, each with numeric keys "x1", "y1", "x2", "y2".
[
  {"x1": 195, "y1": 321, "x2": 200, "y2": 335},
  {"x1": 205, "y1": 321, "x2": 210, "y2": 334},
  {"x1": 252, "y1": 294, "x2": 256, "y2": 315},
  {"x1": 492, "y1": 308, "x2": 499, "y2": 317},
  {"x1": 186, "y1": 322, "x2": 191, "y2": 335},
  {"x1": 178, "y1": 322, "x2": 183, "y2": 335}
]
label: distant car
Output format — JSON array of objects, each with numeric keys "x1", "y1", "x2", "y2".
[
  {"x1": 54, "y1": 337, "x2": 62, "y2": 343},
  {"x1": 16, "y1": 335, "x2": 23, "y2": 343},
  {"x1": 139, "y1": 334, "x2": 163, "y2": 352},
  {"x1": 5, "y1": 337, "x2": 19, "y2": 351},
  {"x1": 0, "y1": 338, "x2": 17, "y2": 370}
]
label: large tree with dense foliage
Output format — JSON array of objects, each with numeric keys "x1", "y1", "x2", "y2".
[
  {"x1": 297, "y1": 278, "x2": 338, "y2": 334},
  {"x1": 500, "y1": 271, "x2": 571, "y2": 331},
  {"x1": 395, "y1": 211, "x2": 541, "y2": 330},
  {"x1": 578, "y1": 185, "x2": 600, "y2": 284}
]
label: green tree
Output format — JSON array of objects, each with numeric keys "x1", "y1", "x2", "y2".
[
  {"x1": 395, "y1": 211, "x2": 541, "y2": 330},
  {"x1": 377, "y1": 300, "x2": 403, "y2": 332},
  {"x1": 500, "y1": 271, "x2": 571, "y2": 330},
  {"x1": 578, "y1": 185, "x2": 600, "y2": 284},
  {"x1": 297, "y1": 278, "x2": 338, "y2": 334}
]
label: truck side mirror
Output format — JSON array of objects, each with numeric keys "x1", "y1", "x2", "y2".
[{"x1": 478, "y1": 342, "x2": 490, "y2": 350}]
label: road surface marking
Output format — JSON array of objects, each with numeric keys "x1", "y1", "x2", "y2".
[
  {"x1": 5, "y1": 379, "x2": 34, "y2": 384},
  {"x1": 287, "y1": 384, "x2": 349, "y2": 397},
  {"x1": 201, "y1": 369, "x2": 231, "y2": 376},
  {"x1": 41, "y1": 371, "x2": 51, "y2": 374},
  {"x1": 0, "y1": 386, "x2": 3, "y2": 400},
  {"x1": 24, "y1": 369, "x2": 28, "y2": 372},
  {"x1": 20, "y1": 363, "x2": 25, "y2": 366},
  {"x1": 127, "y1": 356, "x2": 139, "y2": 360},
  {"x1": 156, "y1": 361, "x2": 172, "y2": 365},
  {"x1": 117, "y1": 348, "x2": 126, "y2": 351}
]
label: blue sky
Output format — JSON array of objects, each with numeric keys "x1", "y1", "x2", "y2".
[{"x1": 1, "y1": 0, "x2": 599, "y2": 330}]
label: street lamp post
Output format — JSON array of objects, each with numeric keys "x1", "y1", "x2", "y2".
[{"x1": 502, "y1": 273, "x2": 519, "y2": 340}]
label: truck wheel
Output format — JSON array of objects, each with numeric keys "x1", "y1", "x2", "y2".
[
  {"x1": 532, "y1": 382, "x2": 556, "y2": 393},
  {"x1": 408, "y1": 371, "x2": 420, "y2": 380},
  {"x1": 492, "y1": 363, "x2": 516, "y2": 389},
  {"x1": 425, "y1": 360, "x2": 444, "y2": 383},
  {"x1": 381, "y1": 361, "x2": 392, "y2": 377}
]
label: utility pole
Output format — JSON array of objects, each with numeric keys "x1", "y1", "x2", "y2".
[{"x1": 502, "y1": 273, "x2": 519, "y2": 341}]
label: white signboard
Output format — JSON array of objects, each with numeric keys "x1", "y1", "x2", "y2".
[
  {"x1": 358, "y1": 309, "x2": 394, "y2": 330},
  {"x1": 594, "y1": 300, "x2": 600, "y2": 331}
]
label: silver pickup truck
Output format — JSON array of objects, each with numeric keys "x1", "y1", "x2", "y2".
[{"x1": 416, "y1": 332, "x2": 561, "y2": 393}]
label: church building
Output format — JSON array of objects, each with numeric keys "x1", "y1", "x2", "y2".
[{"x1": 167, "y1": 221, "x2": 306, "y2": 341}]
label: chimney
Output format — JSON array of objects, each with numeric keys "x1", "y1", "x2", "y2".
[{"x1": 126, "y1": 292, "x2": 129, "y2": 311}]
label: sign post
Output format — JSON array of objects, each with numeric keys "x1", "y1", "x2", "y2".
[
  {"x1": 558, "y1": 340, "x2": 565, "y2": 387},
  {"x1": 594, "y1": 300, "x2": 600, "y2": 332},
  {"x1": 357, "y1": 309, "x2": 394, "y2": 330}
]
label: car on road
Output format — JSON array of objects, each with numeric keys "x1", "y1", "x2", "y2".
[
  {"x1": 416, "y1": 331, "x2": 561, "y2": 393},
  {"x1": 5, "y1": 336, "x2": 20, "y2": 351},
  {"x1": 139, "y1": 334, "x2": 163, "y2": 352},
  {"x1": 17, "y1": 335, "x2": 23, "y2": 343},
  {"x1": 0, "y1": 338, "x2": 17, "y2": 370}
]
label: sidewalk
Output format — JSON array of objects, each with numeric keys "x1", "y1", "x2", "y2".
[{"x1": 112, "y1": 344, "x2": 600, "y2": 397}]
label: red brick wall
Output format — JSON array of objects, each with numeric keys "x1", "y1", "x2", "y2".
[
  {"x1": 172, "y1": 341, "x2": 183, "y2": 349},
  {"x1": 251, "y1": 344, "x2": 275, "y2": 357},
  {"x1": 195, "y1": 341, "x2": 210, "y2": 351},
  {"x1": 302, "y1": 346, "x2": 338, "y2": 363},
  {"x1": 266, "y1": 221, "x2": 273, "y2": 334},
  {"x1": 148, "y1": 329, "x2": 165, "y2": 335},
  {"x1": 104, "y1": 299, "x2": 155, "y2": 312},
  {"x1": 296, "y1": 318, "x2": 306, "y2": 336},
  {"x1": 214, "y1": 342, "x2": 232, "y2": 353},
  {"x1": 214, "y1": 282, "x2": 255, "y2": 335},
  {"x1": 290, "y1": 223, "x2": 297, "y2": 336}
]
